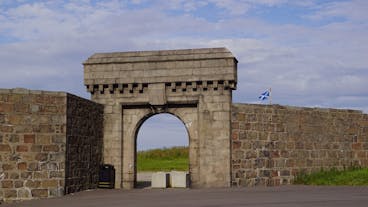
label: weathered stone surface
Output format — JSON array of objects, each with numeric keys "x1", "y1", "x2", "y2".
[
  {"x1": 231, "y1": 104, "x2": 368, "y2": 187},
  {"x1": 17, "y1": 162, "x2": 27, "y2": 171},
  {"x1": 42, "y1": 145, "x2": 60, "y2": 152},
  {"x1": 0, "y1": 89, "x2": 103, "y2": 203},
  {"x1": 148, "y1": 83, "x2": 166, "y2": 105},
  {"x1": 17, "y1": 188, "x2": 30, "y2": 198},
  {"x1": 1, "y1": 180, "x2": 14, "y2": 188},
  {"x1": 31, "y1": 189, "x2": 48, "y2": 198},
  {"x1": 25, "y1": 180, "x2": 41, "y2": 188},
  {"x1": 84, "y1": 48, "x2": 237, "y2": 189},
  {"x1": 4, "y1": 190, "x2": 17, "y2": 198},
  {"x1": 84, "y1": 48, "x2": 237, "y2": 87},
  {"x1": 14, "y1": 181, "x2": 24, "y2": 188},
  {"x1": 64, "y1": 94, "x2": 103, "y2": 194},
  {"x1": 49, "y1": 187, "x2": 64, "y2": 197},
  {"x1": 16, "y1": 145, "x2": 28, "y2": 152},
  {"x1": 170, "y1": 171, "x2": 190, "y2": 188},
  {"x1": 23, "y1": 134, "x2": 35, "y2": 143},
  {"x1": 41, "y1": 180, "x2": 59, "y2": 188},
  {"x1": 151, "y1": 172, "x2": 169, "y2": 188},
  {"x1": 0, "y1": 144, "x2": 11, "y2": 151}
]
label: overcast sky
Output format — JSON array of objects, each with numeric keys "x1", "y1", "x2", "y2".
[{"x1": 1, "y1": 0, "x2": 367, "y2": 150}]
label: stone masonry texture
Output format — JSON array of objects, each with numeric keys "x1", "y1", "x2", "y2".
[
  {"x1": 84, "y1": 48, "x2": 237, "y2": 189},
  {"x1": 65, "y1": 94, "x2": 103, "y2": 194},
  {"x1": 231, "y1": 104, "x2": 368, "y2": 187},
  {"x1": 0, "y1": 89, "x2": 103, "y2": 203}
]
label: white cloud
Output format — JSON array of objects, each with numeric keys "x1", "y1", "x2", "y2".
[
  {"x1": 305, "y1": 0, "x2": 368, "y2": 22},
  {"x1": 0, "y1": 0, "x2": 367, "y2": 114},
  {"x1": 148, "y1": 0, "x2": 295, "y2": 16},
  {"x1": 209, "y1": 0, "x2": 251, "y2": 15}
]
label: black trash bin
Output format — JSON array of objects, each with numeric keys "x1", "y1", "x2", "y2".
[{"x1": 98, "y1": 164, "x2": 115, "y2": 189}]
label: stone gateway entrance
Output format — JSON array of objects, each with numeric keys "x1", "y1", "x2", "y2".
[
  {"x1": 2, "y1": 47, "x2": 368, "y2": 203},
  {"x1": 83, "y1": 48, "x2": 238, "y2": 189}
]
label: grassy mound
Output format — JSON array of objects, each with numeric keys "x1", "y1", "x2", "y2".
[
  {"x1": 137, "y1": 146, "x2": 189, "y2": 171},
  {"x1": 294, "y1": 168, "x2": 368, "y2": 186}
]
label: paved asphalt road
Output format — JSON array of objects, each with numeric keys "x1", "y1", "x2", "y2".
[{"x1": 3, "y1": 186, "x2": 368, "y2": 207}]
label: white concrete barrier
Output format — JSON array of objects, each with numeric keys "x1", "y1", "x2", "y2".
[
  {"x1": 170, "y1": 171, "x2": 189, "y2": 188},
  {"x1": 151, "y1": 172, "x2": 169, "y2": 188}
]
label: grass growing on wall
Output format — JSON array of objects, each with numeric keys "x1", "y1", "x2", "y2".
[
  {"x1": 294, "y1": 167, "x2": 368, "y2": 186},
  {"x1": 137, "y1": 146, "x2": 189, "y2": 171}
]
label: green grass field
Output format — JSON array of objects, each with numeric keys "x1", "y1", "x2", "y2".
[
  {"x1": 137, "y1": 146, "x2": 189, "y2": 171},
  {"x1": 294, "y1": 168, "x2": 368, "y2": 186}
]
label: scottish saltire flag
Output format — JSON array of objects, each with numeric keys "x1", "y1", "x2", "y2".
[{"x1": 259, "y1": 90, "x2": 270, "y2": 101}]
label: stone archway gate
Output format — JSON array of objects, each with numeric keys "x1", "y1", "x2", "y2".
[{"x1": 83, "y1": 48, "x2": 238, "y2": 189}]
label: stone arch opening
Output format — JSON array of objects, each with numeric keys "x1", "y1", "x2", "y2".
[
  {"x1": 136, "y1": 113, "x2": 189, "y2": 150},
  {"x1": 134, "y1": 113, "x2": 190, "y2": 188}
]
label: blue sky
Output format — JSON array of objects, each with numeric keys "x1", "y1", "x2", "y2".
[{"x1": 1, "y1": 0, "x2": 367, "y2": 149}]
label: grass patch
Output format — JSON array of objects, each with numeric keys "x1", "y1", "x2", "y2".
[
  {"x1": 137, "y1": 146, "x2": 189, "y2": 171},
  {"x1": 294, "y1": 167, "x2": 368, "y2": 186}
]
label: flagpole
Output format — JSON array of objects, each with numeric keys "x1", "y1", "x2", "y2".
[{"x1": 269, "y1": 87, "x2": 272, "y2": 105}]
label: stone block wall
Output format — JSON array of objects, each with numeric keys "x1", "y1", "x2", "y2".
[
  {"x1": 0, "y1": 89, "x2": 67, "y2": 202},
  {"x1": 65, "y1": 94, "x2": 103, "y2": 193},
  {"x1": 0, "y1": 89, "x2": 103, "y2": 203},
  {"x1": 231, "y1": 104, "x2": 368, "y2": 187}
]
